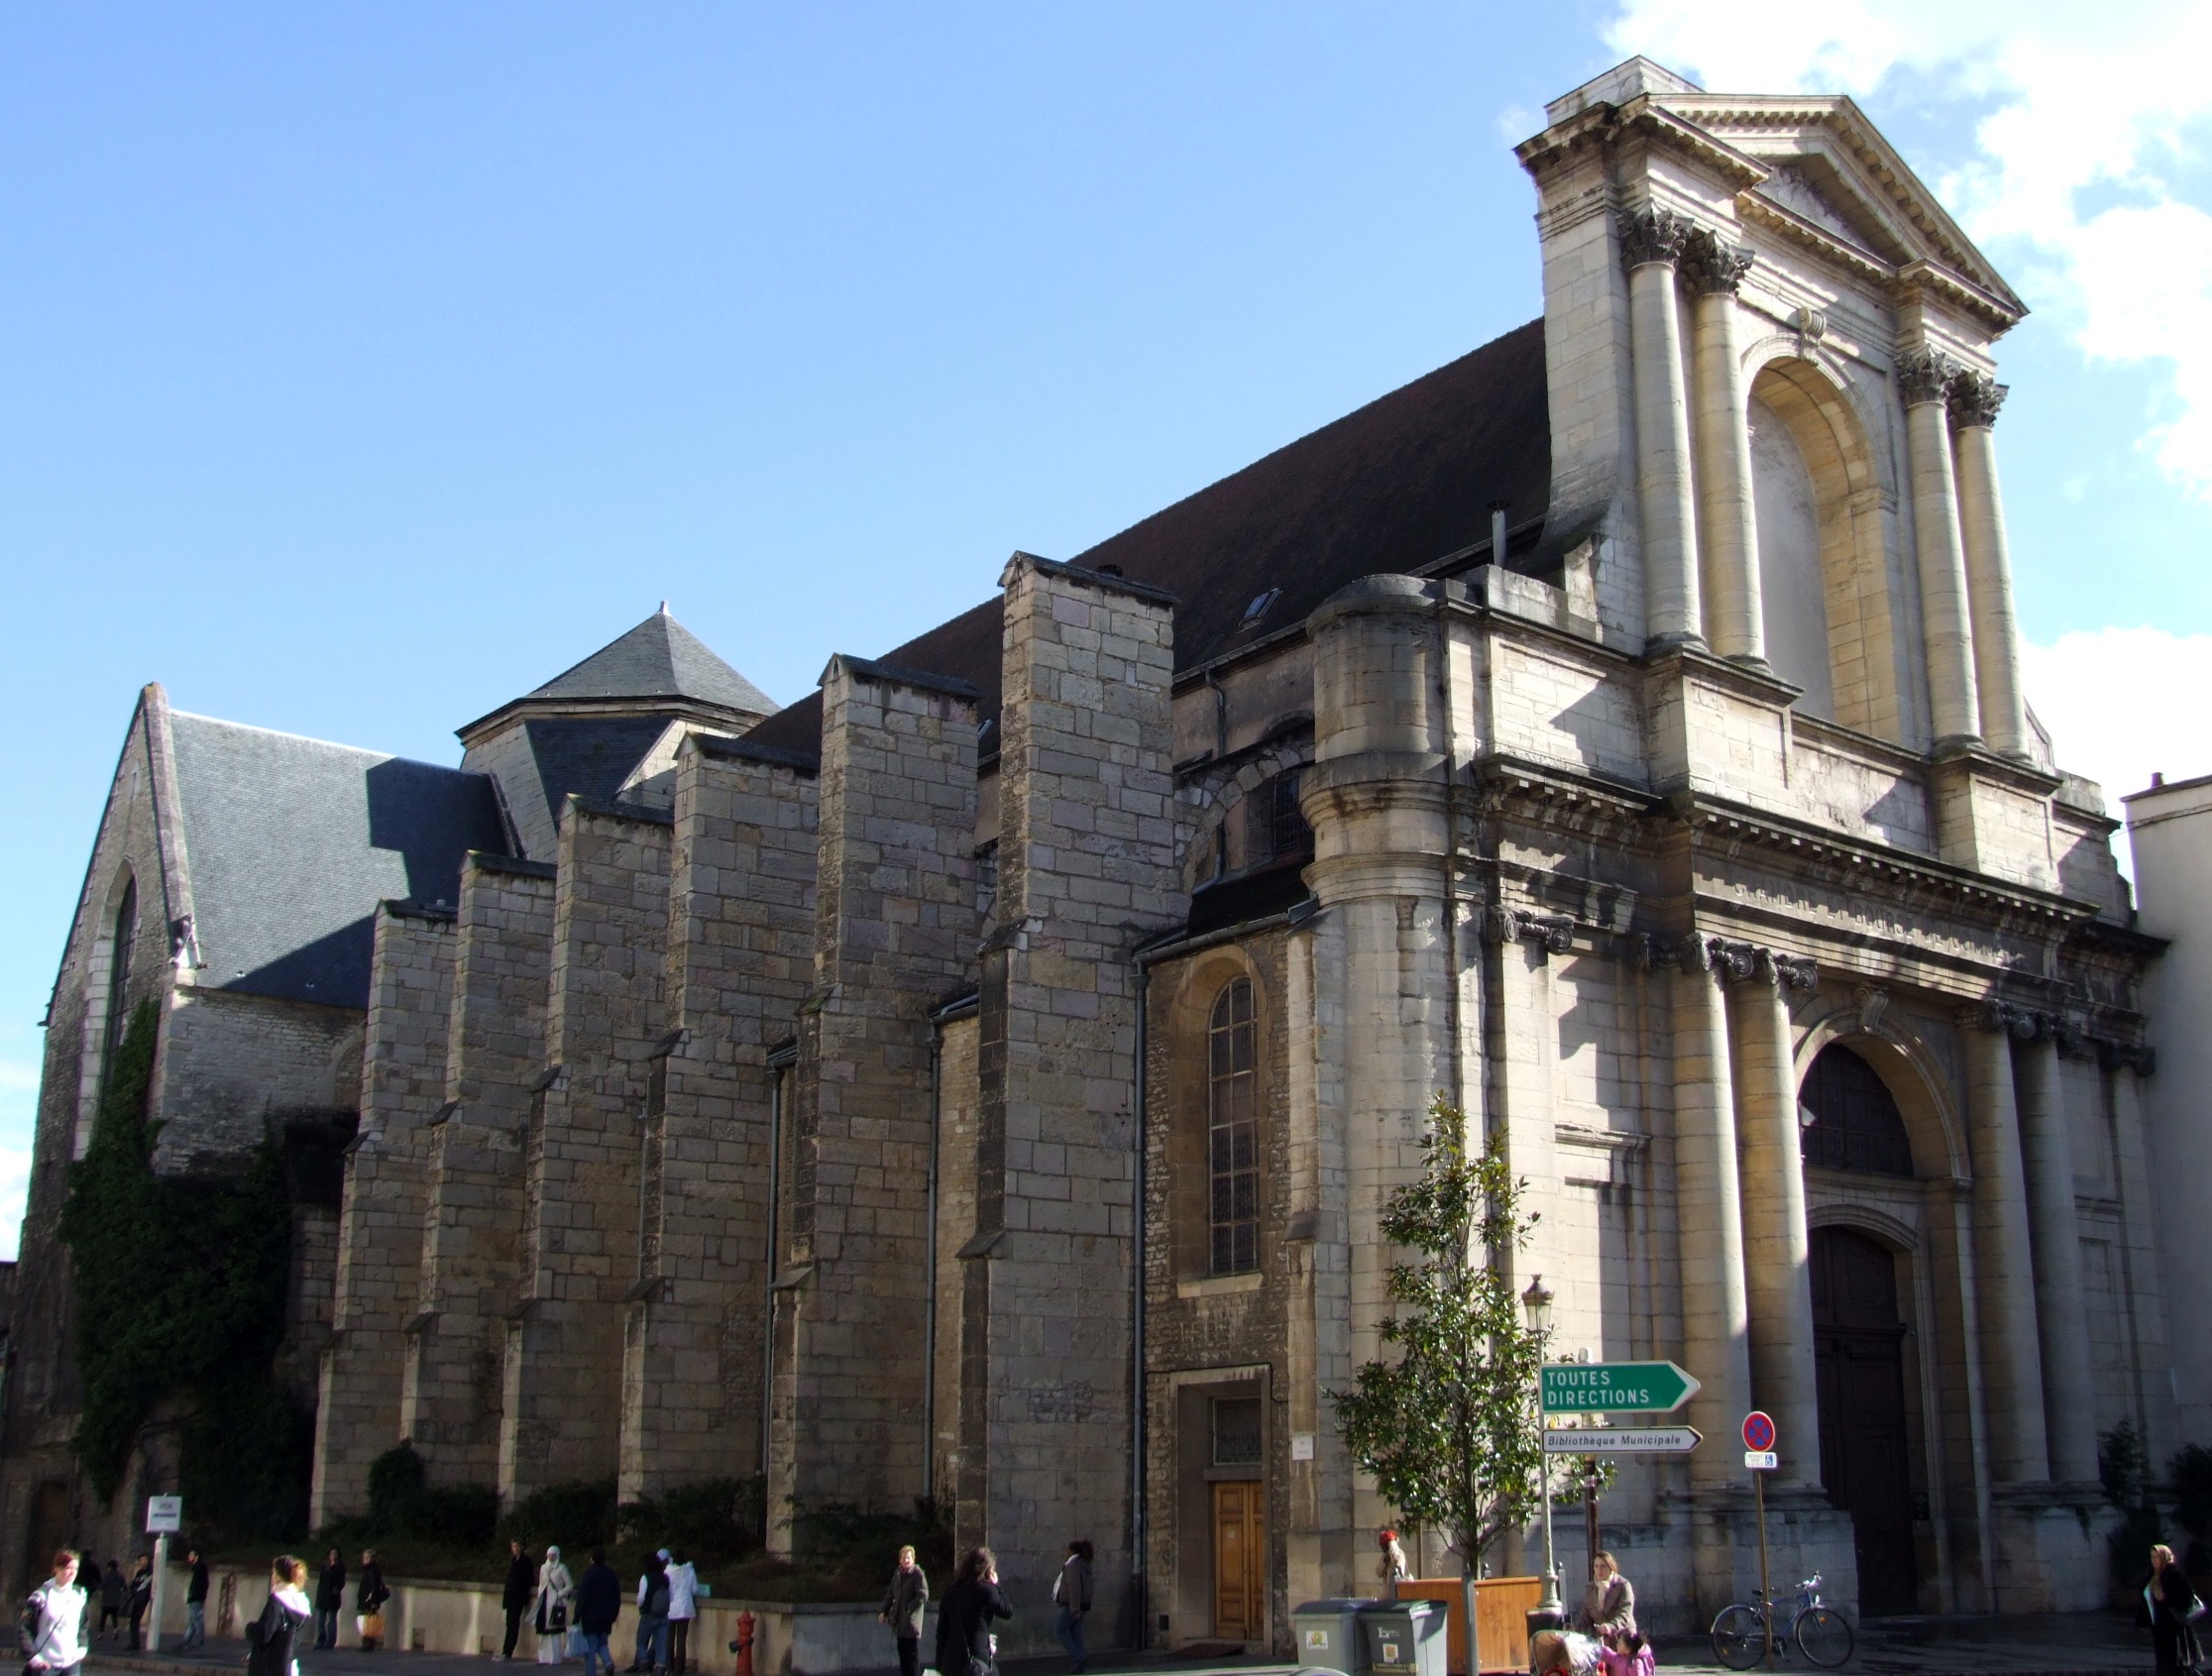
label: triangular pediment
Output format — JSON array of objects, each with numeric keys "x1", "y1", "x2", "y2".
[{"x1": 1657, "y1": 91, "x2": 2024, "y2": 322}]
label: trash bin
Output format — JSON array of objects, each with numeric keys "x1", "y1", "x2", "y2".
[
  {"x1": 1360, "y1": 1599, "x2": 1447, "y2": 1676},
  {"x1": 1293, "y1": 1598, "x2": 1377, "y2": 1673}
]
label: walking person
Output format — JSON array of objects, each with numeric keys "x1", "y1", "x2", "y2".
[
  {"x1": 182, "y1": 1549, "x2": 210, "y2": 1651},
  {"x1": 2146, "y1": 1543, "x2": 2202, "y2": 1674},
  {"x1": 97, "y1": 1560, "x2": 124, "y2": 1642},
  {"x1": 503, "y1": 1541, "x2": 538, "y2": 1660},
  {"x1": 126, "y1": 1553, "x2": 154, "y2": 1650},
  {"x1": 534, "y1": 1545, "x2": 575, "y2": 1666},
  {"x1": 21, "y1": 1549, "x2": 90, "y2": 1676},
  {"x1": 933, "y1": 1548, "x2": 1011, "y2": 1676},
  {"x1": 877, "y1": 1545, "x2": 929, "y2": 1676},
  {"x1": 1376, "y1": 1529, "x2": 1409, "y2": 1601},
  {"x1": 358, "y1": 1550, "x2": 390, "y2": 1651},
  {"x1": 1572, "y1": 1552, "x2": 1636, "y2": 1638},
  {"x1": 665, "y1": 1551, "x2": 698, "y2": 1676},
  {"x1": 628, "y1": 1552, "x2": 669, "y2": 1675},
  {"x1": 248, "y1": 1558, "x2": 311, "y2": 1676},
  {"x1": 1051, "y1": 1541, "x2": 1093, "y2": 1674},
  {"x1": 315, "y1": 1548, "x2": 348, "y2": 1650},
  {"x1": 574, "y1": 1547, "x2": 621, "y2": 1676}
]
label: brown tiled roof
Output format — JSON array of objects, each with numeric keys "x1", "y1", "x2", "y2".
[{"x1": 742, "y1": 319, "x2": 1548, "y2": 753}]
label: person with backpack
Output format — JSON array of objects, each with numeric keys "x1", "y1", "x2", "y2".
[
  {"x1": 22, "y1": 1549, "x2": 89, "y2": 1676},
  {"x1": 628, "y1": 1553, "x2": 670, "y2": 1675}
]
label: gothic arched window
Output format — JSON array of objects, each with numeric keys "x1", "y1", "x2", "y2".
[
  {"x1": 1800, "y1": 1044, "x2": 1914, "y2": 1177},
  {"x1": 1208, "y1": 978, "x2": 1260, "y2": 1275}
]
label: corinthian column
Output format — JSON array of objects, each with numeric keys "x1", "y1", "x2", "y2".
[
  {"x1": 2014, "y1": 1029, "x2": 2098, "y2": 1484},
  {"x1": 1899, "y1": 349, "x2": 1981, "y2": 747},
  {"x1": 1959, "y1": 1004, "x2": 2048, "y2": 1484},
  {"x1": 1950, "y1": 372, "x2": 2031, "y2": 759},
  {"x1": 1729, "y1": 948, "x2": 1821, "y2": 1490},
  {"x1": 1684, "y1": 231, "x2": 1764, "y2": 665},
  {"x1": 1620, "y1": 207, "x2": 1703, "y2": 650},
  {"x1": 1672, "y1": 943, "x2": 1751, "y2": 1493}
]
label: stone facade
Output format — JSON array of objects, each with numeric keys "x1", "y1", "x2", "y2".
[{"x1": 7, "y1": 57, "x2": 2197, "y2": 1657}]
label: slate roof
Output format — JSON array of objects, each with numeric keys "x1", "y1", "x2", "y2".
[
  {"x1": 168, "y1": 713, "x2": 509, "y2": 1009},
  {"x1": 743, "y1": 320, "x2": 1549, "y2": 754},
  {"x1": 523, "y1": 716, "x2": 675, "y2": 813},
  {"x1": 525, "y1": 610, "x2": 777, "y2": 717}
]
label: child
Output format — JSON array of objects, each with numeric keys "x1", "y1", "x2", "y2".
[{"x1": 1601, "y1": 1628, "x2": 1654, "y2": 1676}]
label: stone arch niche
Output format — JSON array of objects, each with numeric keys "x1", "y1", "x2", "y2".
[{"x1": 1747, "y1": 355, "x2": 1909, "y2": 743}]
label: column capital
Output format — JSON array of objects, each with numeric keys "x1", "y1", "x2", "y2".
[
  {"x1": 1482, "y1": 904, "x2": 1576, "y2": 958},
  {"x1": 1618, "y1": 205, "x2": 1693, "y2": 270},
  {"x1": 1681, "y1": 228, "x2": 1753, "y2": 295},
  {"x1": 1949, "y1": 370, "x2": 2009, "y2": 428},
  {"x1": 1897, "y1": 346, "x2": 1961, "y2": 408},
  {"x1": 2095, "y1": 1038, "x2": 2157, "y2": 1076},
  {"x1": 1957, "y1": 997, "x2": 2039, "y2": 1039}
]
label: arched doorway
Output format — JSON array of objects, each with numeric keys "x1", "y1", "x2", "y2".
[{"x1": 1811, "y1": 1226, "x2": 1917, "y2": 1615}]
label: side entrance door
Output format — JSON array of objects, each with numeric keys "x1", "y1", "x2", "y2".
[
  {"x1": 1811, "y1": 1225, "x2": 1919, "y2": 1616},
  {"x1": 1212, "y1": 1481, "x2": 1266, "y2": 1643}
]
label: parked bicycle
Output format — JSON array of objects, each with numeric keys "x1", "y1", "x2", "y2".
[{"x1": 1711, "y1": 1573, "x2": 1853, "y2": 1669}]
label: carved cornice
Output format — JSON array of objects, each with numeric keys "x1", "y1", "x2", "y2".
[
  {"x1": 1949, "y1": 370, "x2": 2008, "y2": 429},
  {"x1": 1681, "y1": 228, "x2": 1754, "y2": 296},
  {"x1": 1896, "y1": 347, "x2": 1959, "y2": 408},
  {"x1": 1619, "y1": 206, "x2": 1693, "y2": 271}
]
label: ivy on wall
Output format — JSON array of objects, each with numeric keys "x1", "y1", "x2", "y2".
[{"x1": 56, "y1": 1000, "x2": 308, "y2": 1538}]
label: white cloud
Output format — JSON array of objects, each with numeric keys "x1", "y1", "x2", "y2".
[
  {"x1": 1602, "y1": 0, "x2": 2212, "y2": 493},
  {"x1": 2020, "y1": 627, "x2": 2212, "y2": 851}
]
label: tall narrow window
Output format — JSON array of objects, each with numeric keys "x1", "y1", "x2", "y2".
[
  {"x1": 1208, "y1": 978, "x2": 1260, "y2": 1275},
  {"x1": 101, "y1": 876, "x2": 138, "y2": 1089}
]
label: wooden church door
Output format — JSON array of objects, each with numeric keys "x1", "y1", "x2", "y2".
[
  {"x1": 1812, "y1": 1225, "x2": 1919, "y2": 1615},
  {"x1": 1212, "y1": 1481, "x2": 1266, "y2": 1642}
]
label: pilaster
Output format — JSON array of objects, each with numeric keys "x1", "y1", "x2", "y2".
[
  {"x1": 1957, "y1": 1004, "x2": 2048, "y2": 1488},
  {"x1": 1622, "y1": 208, "x2": 1703, "y2": 650}
]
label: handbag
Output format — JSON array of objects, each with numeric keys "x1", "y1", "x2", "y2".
[{"x1": 549, "y1": 1602, "x2": 569, "y2": 1633}]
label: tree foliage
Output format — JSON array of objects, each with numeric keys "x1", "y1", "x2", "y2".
[
  {"x1": 56, "y1": 999, "x2": 301, "y2": 1537},
  {"x1": 1331, "y1": 1096, "x2": 1546, "y2": 1568}
]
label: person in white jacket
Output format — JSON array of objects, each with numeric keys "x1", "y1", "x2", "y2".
[
  {"x1": 23, "y1": 1550, "x2": 91, "y2": 1676},
  {"x1": 664, "y1": 1551, "x2": 698, "y2": 1675}
]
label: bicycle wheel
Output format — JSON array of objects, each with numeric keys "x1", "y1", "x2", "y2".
[
  {"x1": 1795, "y1": 1605, "x2": 1853, "y2": 1668},
  {"x1": 1711, "y1": 1605, "x2": 1765, "y2": 1670}
]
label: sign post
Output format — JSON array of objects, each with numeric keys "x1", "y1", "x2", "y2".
[
  {"x1": 1740, "y1": 1415, "x2": 1776, "y2": 1665},
  {"x1": 145, "y1": 1497, "x2": 181, "y2": 1653}
]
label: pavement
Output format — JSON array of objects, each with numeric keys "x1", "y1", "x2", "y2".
[{"x1": 72, "y1": 1612, "x2": 2157, "y2": 1676}]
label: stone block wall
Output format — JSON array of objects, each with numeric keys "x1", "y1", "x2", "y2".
[
  {"x1": 772, "y1": 658, "x2": 977, "y2": 1544},
  {"x1": 404, "y1": 854, "x2": 556, "y2": 1486},
  {"x1": 963, "y1": 556, "x2": 1185, "y2": 1633},
  {"x1": 155, "y1": 988, "x2": 362, "y2": 1174},
  {"x1": 312, "y1": 901, "x2": 455, "y2": 1525},
  {"x1": 500, "y1": 800, "x2": 671, "y2": 1503},
  {"x1": 621, "y1": 736, "x2": 820, "y2": 1501}
]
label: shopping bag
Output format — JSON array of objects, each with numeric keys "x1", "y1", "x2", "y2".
[{"x1": 359, "y1": 1613, "x2": 385, "y2": 1642}]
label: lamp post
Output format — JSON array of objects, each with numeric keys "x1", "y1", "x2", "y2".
[{"x1": 1521, "y1": 1274, "x2": 1561, "y2": 1619}]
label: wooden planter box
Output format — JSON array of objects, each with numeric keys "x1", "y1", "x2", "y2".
[{"x1": 1397, "y1": 1576, "x2": 1544, "y2": 1675}]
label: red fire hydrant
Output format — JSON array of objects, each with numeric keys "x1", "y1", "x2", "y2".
[{"x1": 730, "y1": 1611, "x2": 756, "y2": 1676}]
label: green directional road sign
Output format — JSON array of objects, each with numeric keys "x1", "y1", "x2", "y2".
[{"x1": 1541, "y1": 1360, "x2": 1701, "y2": 1413}]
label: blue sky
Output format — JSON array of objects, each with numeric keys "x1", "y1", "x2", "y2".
[{"x1": 5, "y1": 3, "x2": 2210, "y2": 1255}]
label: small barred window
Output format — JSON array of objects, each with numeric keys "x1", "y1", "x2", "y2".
[{"x1": 1208, "y1": 978, "x2": 1260, "y2": 1275}]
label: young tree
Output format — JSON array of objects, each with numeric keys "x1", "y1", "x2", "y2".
[{"x1": 1332, "y1": 1096, "x2": 1546, "y2": 1676}]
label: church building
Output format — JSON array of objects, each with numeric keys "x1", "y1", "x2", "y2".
[{"x1": 5, "y1": 58, "x2": 2188, "y2": 1647}]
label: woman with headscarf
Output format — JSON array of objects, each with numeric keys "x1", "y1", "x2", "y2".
[{"x1": 536, "y1": 1545, "x2": 576, "y2": 1666}]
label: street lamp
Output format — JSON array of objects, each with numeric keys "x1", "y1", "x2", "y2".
[{"x1": 1521, "y1": 1275, "x2": 1561, "y2": 1618}]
